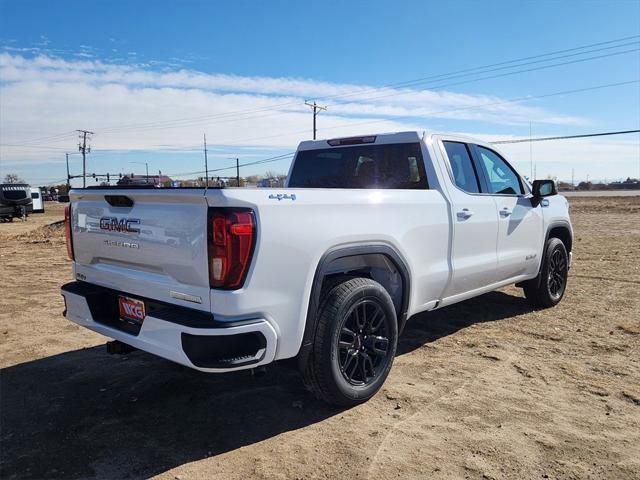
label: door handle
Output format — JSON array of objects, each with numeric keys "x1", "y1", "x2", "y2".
[
  {"x1": 499, "y1": 208, "x2": 512, "y2": 217},
  {"x1": 457, "y1": 208, "x2": 473, "y2": 220}
]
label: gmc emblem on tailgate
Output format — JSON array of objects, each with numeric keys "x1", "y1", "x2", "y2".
[{"x1": 99, "y1": 217, "x2": 141, "y2": 233}]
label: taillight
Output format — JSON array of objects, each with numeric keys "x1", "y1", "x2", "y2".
[
  {"x1": 64, "y1": 204, "x2": 74, "y2": 260},
  {"x1": 208, "y1": 208, "x2": 255, "y2": 289}
]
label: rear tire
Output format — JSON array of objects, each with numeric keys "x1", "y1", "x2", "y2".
[
  {"x1": 302, "y1": 277, "x2": 398, "y2": 406},
  {"x1": 523, "y1": 237, "x2": 569, "y2": 308}
]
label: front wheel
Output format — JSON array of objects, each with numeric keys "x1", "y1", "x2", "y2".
[
  {"x1": 302, "y1": 277, "x2": 398, "y2": 406},
  {"x1": 523, "y1": 237, "x2": 569, "y2": 308}
]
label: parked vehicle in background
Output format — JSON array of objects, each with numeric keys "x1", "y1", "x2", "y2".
[
  {"x1": 0, "y1": 184, "x2": 33, "y2": 222},
  {"x1": 58, "y1": 195, "x2": 70, "y2": 203},
  {"x1": 61, "y1": 131, "x2": 573, "y2": 406},
  {"x1": 42, "y1": 188, "x2": 60, "y2": 201},
  {"x1": 30, "y1": 187, "x2": 44, "y2": 213}
]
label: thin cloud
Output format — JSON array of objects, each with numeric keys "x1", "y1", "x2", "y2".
[
  {"x1": 2, "y1": 51, "x2": 621, "y2": 182},
  {"x1": 0, "y1": 52, "x2": 586, "y2": 127}
]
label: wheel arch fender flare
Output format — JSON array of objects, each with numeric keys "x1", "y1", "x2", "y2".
[
  {"x1": 296, "y1": 243, "x2": 411, "y2": 371},
  {"x1": 522, "y1": 220, "x2": 573, "y2": 289},
  {"x1": 545, "y1": 220, "x2": 573, "y2": 254}
]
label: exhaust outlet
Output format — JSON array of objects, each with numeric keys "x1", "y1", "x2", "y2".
[{"x1": 106, "y1": 340, "x2": 137, "y2": 355}]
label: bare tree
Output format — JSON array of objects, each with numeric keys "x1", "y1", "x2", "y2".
[{"x1": 3, "y1": 173, "x2": 25, "y2": 184}]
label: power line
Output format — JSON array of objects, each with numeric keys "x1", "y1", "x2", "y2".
[
  {"x1": 491, "y1": 129, "x2": 640, "y2": 144},
  {"x1": 84, "y1": 78, "x2": 640, "y2": 150},
  {"x1": 97, "y1": 108, "x2": 298, "y2": 137},
  {"x1": 334, "y1": 46, "x2": 640, "y2": 105},
  {"x1": 217, "y1": 79, "x2": 640, "y2": 146},
  {"x1": 315, "y1": 79, "x2": 640, "y2": 134},
  {"x1": 3, "y1": 37, "x2": 639, "y2": 162},
  {"x1": 166, "y1": 152, "x2": 295, "y2": 178},
  {"x1": 7, "y1": 37, "x2": 633, "y2": 148},
  {"x1": 96, "y1": 102, "x2": 301, "y2": 135},
  {"x1": 3, "y1": 79, "x2": 638, "y2": 157},
  {"x1": 2, "y1": 131, "x2": 77, "y2": 148},
  {"x1": 167, "y1": 129, "x2": 640, "y2": 179},
  {"x1": 315, "y1": 34, "x2": 640, "y2": 102},
  {"x1": 3, "y1": 36, "x2": 638, "y2": 158},
  {"x1": 0, "y1": 143, "x2": 71, "y2": 150},
  {"x1": 10, "y1": 77, "x2": 634, "y2": 157},
  {"x1": 94, "y1": 47, "x2": 640, "y2": 143}
]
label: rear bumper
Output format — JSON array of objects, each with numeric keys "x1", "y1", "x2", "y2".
[{"x1": 61, "y1": 281, "x2": 277, "y2": 372}]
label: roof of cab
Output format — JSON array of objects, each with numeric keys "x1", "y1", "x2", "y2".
[
  {"x1": 297, "y1": 131, "x2": 425, "y2": 151},
  {"x1": 296, "y1": 130, "x2": 506, "y2": 156}
]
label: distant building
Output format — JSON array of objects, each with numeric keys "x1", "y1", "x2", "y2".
[
  {"x1": 557, "y1": 181, "x2": 575, "y2": 191},
  {"x1": 609, "y1": 178, "x2": 640, "y2": 190},
  {"x1": 117, "y1": 174, "x2": 173, "y2": 187},
  {"x1": 258, "y1": 176, "x2": 286, "y2": 188}
]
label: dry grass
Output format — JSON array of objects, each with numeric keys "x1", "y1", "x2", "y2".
[{"x1": 0, "y1": 197, "x2": 639, "y2": 480}]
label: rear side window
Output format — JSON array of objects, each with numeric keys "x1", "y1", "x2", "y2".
[
  {"x1": 2, "y1": 189, "x2": 28, "y2": 200},
  {"x1": 475, "y1": 146, "x2": 523, "y2": 195},
  {"x1": 288, "y1": 142, "x2": 428, "y2": 189},
  {"x1": 442, "y1": 141, "x2": 480, "y2": 193}
]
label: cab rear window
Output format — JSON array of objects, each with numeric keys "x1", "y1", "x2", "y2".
[{"x1": 288, "y1": 142, "x2": 428, "y2": 189}]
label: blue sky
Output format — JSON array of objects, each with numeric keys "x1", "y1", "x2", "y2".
[{"x1": 1, "y1": 0, "x2": 639, "y2": 185}]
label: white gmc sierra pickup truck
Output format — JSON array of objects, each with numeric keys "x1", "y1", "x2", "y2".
[{"x1": 61, "y1": 131, "x2": 572, "y2": 406}]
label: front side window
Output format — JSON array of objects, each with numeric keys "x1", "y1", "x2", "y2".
[
  {"x1": 475, "y1": 146, "x2": 523, "y2": 195},
  {"x1": 288, "y1": 142, "x2": 428, "y2": 189},
  {"x1": 442, "y1": 141, "x2": 480, "y2": 193}
]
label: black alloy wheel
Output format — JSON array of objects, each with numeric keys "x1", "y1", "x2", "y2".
[
  {"x1": 547, "y1": 247, "x2": 568, "y2": 300},
  {"x1": 302, "y1": 277, "x2": 398, "y2": 406},
  {"x1": 523, "y1": 237, "x2": 569, "y2": 308},
  {"x1": 338, "y1": 299, "x2": 392, "y2": 386}
]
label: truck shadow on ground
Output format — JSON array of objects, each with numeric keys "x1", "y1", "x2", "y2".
[{"x1": 0, "y1": 291, "x2": 534, "y2": 479}]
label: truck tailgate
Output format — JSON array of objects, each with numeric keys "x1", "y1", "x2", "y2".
[{"x1": 70, "y1": 188, "x2": 211, "y2": 311}]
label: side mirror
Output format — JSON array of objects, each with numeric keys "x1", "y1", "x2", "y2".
[
  {"x1": 532, "y1": 179, "x2": 557, "y2": 197},
  {"x1": 531, "y1": 179, "x2": 557, "y2": 206}
]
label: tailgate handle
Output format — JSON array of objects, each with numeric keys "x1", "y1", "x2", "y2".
[{"x1": 105, "y1": 195, "x2": 134, "y2": 208}]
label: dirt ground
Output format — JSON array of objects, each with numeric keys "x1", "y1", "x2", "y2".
[{"x1": 1, "y1": 198, "x2": 639, "y2": 480}]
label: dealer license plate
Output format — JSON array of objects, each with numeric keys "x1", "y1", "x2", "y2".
[{"x1": 118, "y1": 296, "x2": 146, "y2": 324}]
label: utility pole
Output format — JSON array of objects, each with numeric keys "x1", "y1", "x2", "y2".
[
  {"x1": 65, "y1": 153, "x2": 71, "y2": 188},
  {"x1": 305, "y1": 101, "x2": 327, "y2": 140},
  {"x1": 236, "y1": 158, "x2": 240, "y2": 187},
  {"x1": 571, "y1": 168, "x2": 575, "y2": 188},
  {"x1": 529, "y1": 122, "x2": 533, "y2": 180},
  {"x1": 203, "y1": 134, "x2": 209, "y2": 187},
  {"x1": 77, "y1": 129, "x2": 93, "y2": 188},
  {"x1": 130, "y1": 161, "x2": 150, "y2": 184}
]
